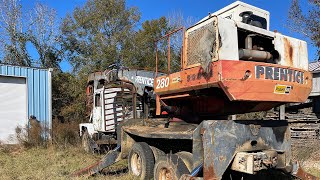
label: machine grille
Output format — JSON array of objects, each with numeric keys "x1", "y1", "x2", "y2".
[{"x1": 186, "y1": 20, "x2": 218, "y2": 68}]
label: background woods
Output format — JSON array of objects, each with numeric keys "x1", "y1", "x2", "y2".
[{"x1": 0, "y1": 0, "x2": 318, "y2": 123}]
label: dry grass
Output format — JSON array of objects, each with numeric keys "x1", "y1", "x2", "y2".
[
  {"x1": 0, "y1": 145, "x2": 135, "y2": 180},
  {"x1": 0, "y1": 120, "x2": 136, "y2": 179},
  {"x1": 0, "y1": 141, "x2": 319, "y2": 179},
  {"x1": 51, "y1": 121, "x2": 81, "y2": 148},
  {"x1": 292, "y1": 139, "x2": 320, "y2": 177},
  {"x1": 2, "y1": 120, "x2": 319, "y2": 179}
]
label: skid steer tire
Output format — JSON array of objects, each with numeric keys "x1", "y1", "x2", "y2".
[
  {"x1": 154, "y1": 154, "x2": 190, "y2": 180},
  {"x1": 128, "y1": 142, "x2": 155, "y2": 180}
]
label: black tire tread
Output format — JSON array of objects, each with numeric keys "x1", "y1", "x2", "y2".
[
  {"x1": 150, "y1": 146, "x2": 165, "y2": 162},
  {"x1": 128, "y1": 142, "x2": 155, "y2": 180},
  {"x1": 154, "y1": 154, "x2": 189, "y2": 180}
]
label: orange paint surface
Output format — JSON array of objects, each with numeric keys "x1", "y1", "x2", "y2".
[{"x1": 154, "y1": 60, "x2": 312, "y2": 103}]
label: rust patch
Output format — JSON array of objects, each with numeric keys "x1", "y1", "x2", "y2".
[
  {"x1": 204, "y1": 165, "x2": 218, "y2": 180},
  {"x1": 296, "y1": 166, "x2": 319, "y2": 180},
  {"x1": 71, "y1": 161, "x2": 100, "y2": 177},
  {"x1": 219, "y1": 155, "x2": 226, "y2": 162},
  {"x1": 180, "y1": 174, "x2": 203, "y2": 180},
  {"x1": 284, "y1": 37, "x2": 293, "y2": 66}
]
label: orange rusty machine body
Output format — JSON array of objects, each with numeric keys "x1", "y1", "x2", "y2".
[
  {"x1": 74, "y1": 2, "x2": 316, "y2": 180},
  {"x1": 154, "y1": 10, "x2": 311, "y2": 122}
]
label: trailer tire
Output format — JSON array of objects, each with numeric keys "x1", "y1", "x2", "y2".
[
  {"x1": 150, "y1": 146, "x2": 165, "y2": 162},
  {"x1": 128, "y1": 142, "x2": 155, "y2": 179},
  {"x1": 154, "y1": 154, "x2": 190, "y2": 180},
  {"x1": 176, "y1": 151, "x2": 193, "y2": 172}
]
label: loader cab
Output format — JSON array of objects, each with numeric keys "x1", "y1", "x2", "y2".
[{"x1": 92, "y1": 89, "x2": 104, "y2": 131}]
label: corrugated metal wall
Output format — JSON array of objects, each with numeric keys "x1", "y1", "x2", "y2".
[
  {"x1": 0, "y1": 64, "x2": 52, "y2": 136},
  {"x1": 311, "y1": 72, "x2": 320, "y2": 97}
]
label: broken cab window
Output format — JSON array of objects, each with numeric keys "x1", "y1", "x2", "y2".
[{"x1": 95, "y1": 94, "x2": 101, "y2": 107}]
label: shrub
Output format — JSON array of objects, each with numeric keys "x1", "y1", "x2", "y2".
[
  {"x1": 15, "y1": 118, "x2": 48, "y2": 148},
  {"x1": 15, "y1": 117, "x2": 81, "y2": 149},
  {"x1": 52, "y1": 119, "x2": 81, "y2": 148}
]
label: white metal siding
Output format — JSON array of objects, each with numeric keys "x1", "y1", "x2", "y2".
[
  {"x1": 0, "y1": 76, "x2": 27, "y2": 144},
  {"x1": 274, "y1": 34, "x2": 309, "y2": 71},
  {"x1": 310, "y1": 73, "x2": 320, "y2": 96},
  {"x1": 218, "y1": 17, "x2": 239, "y2": 61}
]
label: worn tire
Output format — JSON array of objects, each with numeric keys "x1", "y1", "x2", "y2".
[
  {"x1": 175, "y1": 151, "x2": 193, "y2": 172},
  {"x1": 128, "y1": 142, "x2": 155, "y2": 179},
  {"x1": 154, "y1": 154, "x2": 190, "y2": 180},
  {"x1": 150, "y1": 146, "x2": 165, "y2": 162}
]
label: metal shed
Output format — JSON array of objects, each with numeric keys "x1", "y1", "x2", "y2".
[
  {"x1": 309, "y1": 61, "x2": 320, "y2": 114},
  {"x1": 309, "y1": 61, "x2": 320, "y2": 97},
  {"x1": 0, "y1": 64, "x2": 52, "y2": 144}
]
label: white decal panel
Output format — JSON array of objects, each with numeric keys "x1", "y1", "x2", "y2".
[
  {"x1": 156, "y1": 77, "x2": 170, "y2": 89},
  {"x1": 135, "y1": 76, "x2": 154, "y2": 86}
]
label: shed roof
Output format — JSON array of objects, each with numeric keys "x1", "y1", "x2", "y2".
[{"x1": 309, "y1": 61, "x2": 320, "y2": 72}]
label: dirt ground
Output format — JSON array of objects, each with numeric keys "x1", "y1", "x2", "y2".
[
  {"x1": 291, "y1": 139, "x2": 320, "y2": 177},
  {"x1": 0, "y1": 140, "x2": 319, "y2": 179}
]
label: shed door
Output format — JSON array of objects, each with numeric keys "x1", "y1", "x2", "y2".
[{"x1": 0, "y1": 76, "x2": 27, "y2": 144}]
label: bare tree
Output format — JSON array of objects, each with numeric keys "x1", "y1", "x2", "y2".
[
  {"x1": 167, "y1": 10, "x2": 198, "y2": 48},
  {"x1": 28, "y1": 3, "x2": 62, "y2": 68},
  {"x1": 288, "y1": 0, "x2": 320, "y2": 60},
  {"x1": 167, "y1": 10, "x2": 197, "y2": 29},
  {"x1": 0, "y1": 0, "x2": 31, "y2": 65},
  {"x1": 0, "y1": 1, "x2": 61, "y2": 68},
  {"x1": 166, "y1": 11, "x2": 198, "y2": 72}
]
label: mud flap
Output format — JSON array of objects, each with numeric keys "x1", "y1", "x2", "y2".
[{"x1": 71, "y1": 146, "x2": 121, "y2": 177}]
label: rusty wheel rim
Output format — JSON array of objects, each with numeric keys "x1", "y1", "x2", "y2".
[
  {"x1": 130, "y1": 153, "x2": 141, "y2": 176},
  {"x1": 159, "y1": 167, "x2": 173, "y2": 180}
]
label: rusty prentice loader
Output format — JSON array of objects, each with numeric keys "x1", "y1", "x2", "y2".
[{"x1": 73, "y1": 1, "x2": 317, "y2": 180}]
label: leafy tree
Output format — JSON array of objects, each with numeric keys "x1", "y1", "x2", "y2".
[
  {"x1": 288, "y1": 0, "x2": 320, "y2": 60},
  {"x1": 125, "y1": 16, "x2": 185, "y2": 73},
  {"x1": 60, "y1": 0, "x2": 140, "y2": 73},
  {"x1": 52, "y1": 71, "x2": 87, "y2": 122},
  {"x1": 123, "y1": 17, "x2": 170, "y2": 71},
  {"x1": 58, "y1": 1, "x2": 176, "y2": 122}
]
